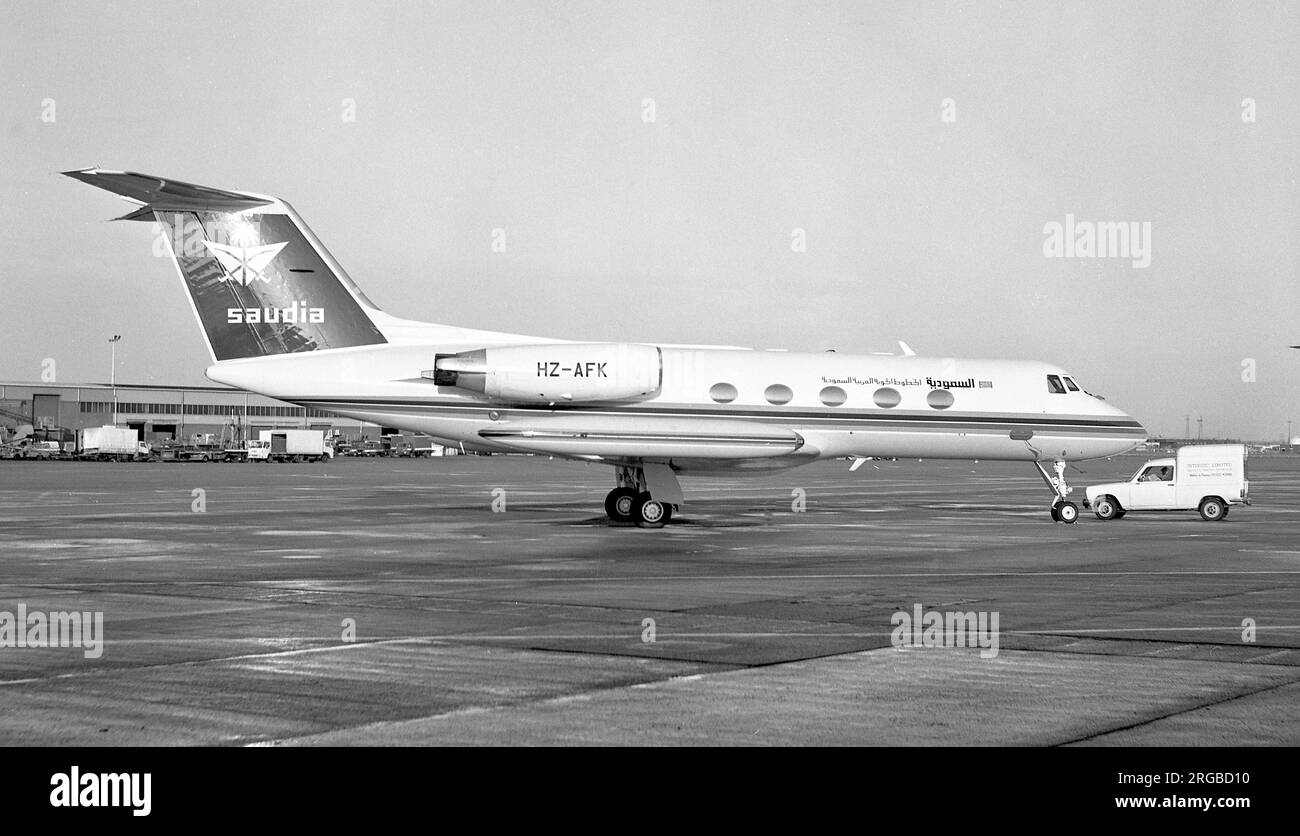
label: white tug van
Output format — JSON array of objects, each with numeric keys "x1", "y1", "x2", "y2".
[{"x1": 1084, "y1": 444, "x2": 1249, "y2": 521}]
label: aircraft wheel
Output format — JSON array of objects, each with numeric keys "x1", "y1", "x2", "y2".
[
  {"x1": 604, "y1": 487, "x2": 639, "y2": 522},
  {"x1": 1049, "y1": 503, "x2": 1060, "y2": 522},
  {"x1": 1093, "y1": 496, "x2": 1120, "y2": 520},
  {"x1": 1198, "y1": 497, "x2": 1225, "y2": 521},
  {"x1": 633, "y1": 494, "x2": 669, "y2": 529},
  {"x1": 1056, "y1": 502, "x2": 1079, "y2": 524}
]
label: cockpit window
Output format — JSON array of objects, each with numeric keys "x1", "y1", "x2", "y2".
[
  {"x1": 1047, "y1": 375, "x2": 1066, "y2": 394},
  {"x1": 1063, "y1": 376, "x2": 1080, "y2": 391}
]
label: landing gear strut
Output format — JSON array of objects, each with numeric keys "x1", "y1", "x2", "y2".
[
  {"x1": 1034, "y1": 459, "x2": 1079, "y2": 524},
  {"x1": 605, "y1": 464, "x2": 679, "y2": 528}
]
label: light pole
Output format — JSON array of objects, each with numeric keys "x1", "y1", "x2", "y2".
[
  {"x1": 108, "y1": 335, "x2": 121, "y2": 425},
  {"x1": 108, "y1": 335, "x2": 121, "y2": 385}
]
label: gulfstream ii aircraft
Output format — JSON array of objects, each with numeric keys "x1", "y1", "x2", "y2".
[{"x1": 66, "y1": 169, "x2": 1147, "y2": 527}]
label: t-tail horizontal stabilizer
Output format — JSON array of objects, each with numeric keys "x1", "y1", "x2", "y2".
[{"x1": 64, "y1": 168, "x2": 387, "y2": 362}]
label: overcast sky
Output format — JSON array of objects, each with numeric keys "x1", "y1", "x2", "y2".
[{"x1": 2, "y1": 1, "x2": 1297, "y2": 440}]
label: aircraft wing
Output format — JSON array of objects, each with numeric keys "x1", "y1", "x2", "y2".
[{"x1": 478, "y1": 414, "x2": 806, "y2": 460}]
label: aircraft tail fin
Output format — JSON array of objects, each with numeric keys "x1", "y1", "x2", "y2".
[{"x1": 64, "y1": 168, "x2": 388, "y2": 362}]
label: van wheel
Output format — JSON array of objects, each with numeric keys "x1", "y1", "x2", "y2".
[
  {"x1": 1094, "y1": 496, "x2": 1120, "y2": 520},
  {"x1": 1198, "y1": 497, "x2": 1226, "y2": 521}
]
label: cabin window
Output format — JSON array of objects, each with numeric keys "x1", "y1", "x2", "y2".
[
  {"x1": 873, "y1": 387, "x2": 901, "y2": 408},
  {"x1": 764, "y1": 384, "x2": 793, "y2": 405},
  {"x1": 709, "y1": 382, "x2": 738, "y2": 404},
  {"x1": 1138, "y1": 465, "x2": 1173, "y2": 482},
  {"x1": 1063, "y1": 376, "x2": 1080, "y2": 392},
  {"x1": 926, "y1": 389, "x2": 954, "y2": 410},
  {"x1": 819, "y1": 386, "x2": 847, "y2": 406},
  {"x1": 1047, "y1": 375, "x2": 1067, "y2": 394}
]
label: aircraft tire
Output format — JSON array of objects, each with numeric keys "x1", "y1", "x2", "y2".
[
  {"x1": 604, "y1": 488, "x2": 639, "y2": 522},
  {"x1": 633, "y1": 494, "x2": 669, "y2": 529}
]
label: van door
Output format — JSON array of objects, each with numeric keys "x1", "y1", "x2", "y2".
[{"x1": 1129, "y1": 464, "x2": 1177, "y2": 509}]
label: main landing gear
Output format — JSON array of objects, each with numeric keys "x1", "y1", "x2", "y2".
[
  {"x1": 1034, "y1": 459, "x2": 1079, "y2": 524},
  {"x1": 604, "y1": 464, "x2": 680, "y2": 528}
]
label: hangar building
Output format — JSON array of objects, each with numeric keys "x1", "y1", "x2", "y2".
[{"x1": 0, "y1": 381, "x2": 379, "y2": 444}]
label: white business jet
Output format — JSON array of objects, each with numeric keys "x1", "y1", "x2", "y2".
[{"x1": 66, "y1": 169, "x2": 1146, "y2": 527}]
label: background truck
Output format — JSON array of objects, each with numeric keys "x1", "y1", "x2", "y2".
[
  {"x1": 248, "y1": 430, "x2": 330, "y2": 463},
  {"x1": 77, "y1": 426, "x2": 150, "y2": 461},
  {"x1": 1084, "y1": 444, "x2": 1249, "y2": 521},
  {"x1": 383, "y1": 433, "x2": 436, "y2": 457}
]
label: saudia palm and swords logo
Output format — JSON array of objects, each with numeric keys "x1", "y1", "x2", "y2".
[
  {"x1": 203, "y1": 240, "x2": 287, "y2": 286},
  {"x1": 203, "y1": 239, "x2": 325, "y2": 324}
]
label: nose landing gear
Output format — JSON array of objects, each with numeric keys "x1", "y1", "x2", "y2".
[{"x1": 1035, "y1": 459, "x2": 1079, "y2": 524}]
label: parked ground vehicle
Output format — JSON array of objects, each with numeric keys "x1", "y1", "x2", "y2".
[
  {"x1": 248, "y1": 430, "x2": 330, "y2": 463},
  {"x1": 166, "y1": 445, "x2": 216, "y2": 462},
  {"x1": 1084, "y1": 444, "x2": 1249, "y2": 521},
  {"x1": 77, "y1": 426, "x2": 151, "y2": 461},
  {"x1": 384, "y1": 433, "x2": 436, "y2": 457},
  {"x1": 4, "y1": 439, "x2": 64, "y2": 460},
  {"x1": 218, "y1": 445, "x2": 249, "y2": 463}
]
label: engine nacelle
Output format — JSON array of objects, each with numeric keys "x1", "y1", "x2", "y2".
[{"x1": 427, "y1": 343, "x2": 662, "y2": 403}]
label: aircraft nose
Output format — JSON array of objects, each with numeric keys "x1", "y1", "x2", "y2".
[
  {"x1": 1112, "y1": 404, "x2": 1146, "y2": 434},
  {"x1": 1105, "y1": 402, "x2": 1148, "y2": 450}
]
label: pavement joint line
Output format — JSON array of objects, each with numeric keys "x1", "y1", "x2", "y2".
[
  {"x1": 247, "y1": 665, "x2": 734, "y2": 748},
  {"x1": 0, "y1": 636, "x2": 434, "y2": 687},
  {"x1": 1056, "y1": 674, "x2": 1300, "y2": 746}
]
